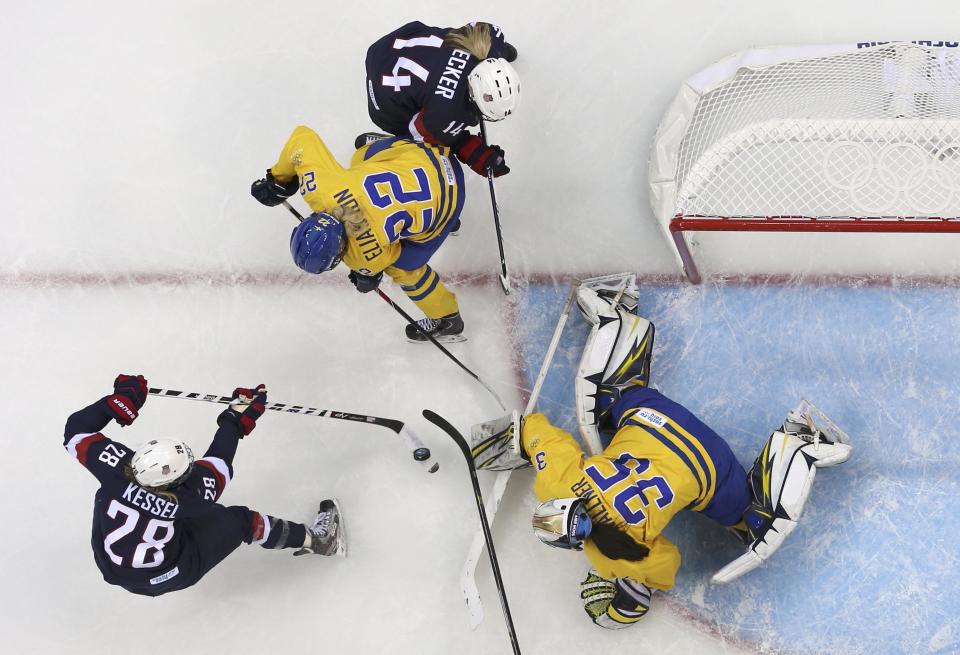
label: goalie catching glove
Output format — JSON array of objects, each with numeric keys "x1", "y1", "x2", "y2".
[
  {"x1": 712, "y1": 400, "x2": 852, "y2": 583},
  {"x1": 469, "y1": 410, "x2": 529, "y2": 471},
  {"x1": 580, "y1": 570, "x2": 652, "y2": 630}
]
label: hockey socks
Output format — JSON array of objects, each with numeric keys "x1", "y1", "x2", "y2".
[{"x1": 250, "y1": 512, "x2": 307, "y2": 551}]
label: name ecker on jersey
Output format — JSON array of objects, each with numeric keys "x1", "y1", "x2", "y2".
[
  {"x1": 121, "y1": 482, "x2": 179, "y2": 519},
  {"x1": 434, "y1": 49, "x2": 470, "y2": 99}
]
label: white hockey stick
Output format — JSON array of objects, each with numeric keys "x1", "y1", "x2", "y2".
[{"x1": 460, "y1": 279, "x2": 582, "y2": 629}]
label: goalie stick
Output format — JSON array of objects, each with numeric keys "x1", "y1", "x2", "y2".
[
  {"x1": 281, "y1": 200, "x2": 506, "y2": 412},
  {"x1": 479, "y1": 119, "x2": 510, "y2": 295},
  {"x1": 423, "y1": 410, "x2": 521, "y2": 655},
  {"x1": 148, "y1": 387, "x2": 438, "y2": 473},
  {"x1": 460, "y1": 279, "x2": 582, "y2": 629}
]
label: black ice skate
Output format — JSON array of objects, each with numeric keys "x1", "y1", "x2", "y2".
[
  {"x1": 294, "y1": 498, "x2": 346, "y2": 558},
  {"x1": 354, "y1": 132, "x2": 391, "y2": 150},
  {"x1": 405, "y1": 313, "x2": 466, "y2": 343}
]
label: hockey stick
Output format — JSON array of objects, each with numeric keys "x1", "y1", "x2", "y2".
[
  {"x1": 373, "y1": 288, "x2": 506, "y2": 411},
  {"x1": 147, "y1": 387, "x2": 438, "y2": 473},
  {"x1": 478, "y1": 119, "x2": 510, "y2": 296},
  {"x1": 281, "y1": 200, "x2": 506, "y2": 412},
  {"x1": 460, "y1": 279, "x2": 582, "y2": 628},
  {"x1": 422, "y1": 409, "x2": 521, "y2": 655}
]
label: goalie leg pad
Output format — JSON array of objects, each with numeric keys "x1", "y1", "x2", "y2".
[
  {"x1": 575, "y1": 273, "x2": 639, "y2": 325},
  {"x1": 576, "y1": 309, "x2": 654, "y2": 449},
  {"x1": 712, "y1": 421, "x2": 847, "y2": 584}
]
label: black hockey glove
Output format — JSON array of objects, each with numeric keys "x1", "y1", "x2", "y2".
[
  {"x1": 455, "y1": 135, "x2": 509, "y2": 177},
  {"x1": 348, "y1": 270, "x2": 383, "y2": 294},
  {"x1": 251, "y1": 170, "x2": 299, "y2": 207}
]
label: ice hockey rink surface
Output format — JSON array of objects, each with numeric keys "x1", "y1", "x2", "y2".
[{"x1": 3, "y1": 1, "x2": 960, "y2": 654}]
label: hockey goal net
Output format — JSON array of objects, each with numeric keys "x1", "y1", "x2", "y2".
[{"x1": 649, "y1": 41, "x2": 960, "y2": 283}]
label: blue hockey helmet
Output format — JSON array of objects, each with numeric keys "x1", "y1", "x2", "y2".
[
  {"x1": 290, "y1": 213, "x2": 345, "y2": 273},
  {"x1": 532, "y1": 497, "x2": 593, "y2": 550}
]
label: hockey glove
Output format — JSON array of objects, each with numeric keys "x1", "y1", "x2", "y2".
[
  {"x1": 251, "y1": 169, "x2": 299, "y2": 207},
  {"x1": 104, "y1": 374, "x2": 148, "y2": 426},
  {"x1": 217, "y1": 384, "x2": 268, "y2": 436},
  {"x1": 581, "y1": 571, "x2": 647, "y2": 630},
  {"x1": 580, "y1": 570, "x2": 616, "y2": 624},
  {"x1": 348, "y1": 270, "x2": 383, "y2": 294},
  {"x1": 455, "y1": 135, "x2": 509, "y2": 177},
  {"x1": 469, "y1": 411, "x2": 530, "y2": 471}
]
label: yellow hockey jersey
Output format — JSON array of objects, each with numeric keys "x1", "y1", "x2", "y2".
[
  {"x1": 522, "y1": 411, "x2": 719, "y2": 590},
  {"x1": 269, "y1": 126, "x2": 464, "y2": 274}
]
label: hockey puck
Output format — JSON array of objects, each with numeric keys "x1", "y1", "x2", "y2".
[{"x1": 413, "y1": 447, "x2": 431, "y2": 461}]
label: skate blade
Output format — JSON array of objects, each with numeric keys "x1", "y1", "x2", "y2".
[{"x1": 406, "y1": 335, "x2": 467, "y2": 344}]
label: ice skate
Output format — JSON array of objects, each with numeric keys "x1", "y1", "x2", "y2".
[
  {"x1": 294, "y1": 499, "x2": 346, "y2": 558},
  {"x1": 354, "y1": 132, "x2": 391, "y2": 150},
  {"x1": 405, "y1": 313, "x2": 466, "y2": 343}
]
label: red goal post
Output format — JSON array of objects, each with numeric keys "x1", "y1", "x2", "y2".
[{"x1": 648, "y1": 41, "x2": 960, "y2": 283}]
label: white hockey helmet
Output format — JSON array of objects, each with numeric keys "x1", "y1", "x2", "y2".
[
  {"x1": 532, "y1": 498, "x2": 593, "y2": 550},
  {"x1": 468, "y1": 58, "x2": 520, "y2": 121},
  {"x1": 131, "y1": 438, "x2": 195, "y2": 487}
]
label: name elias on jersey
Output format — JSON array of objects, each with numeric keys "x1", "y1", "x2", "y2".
[
  {"x1": 355, "y1": 228, "x2": 382, "y2": 261},
  {"x1": 434, "y1": 49, "x2": 470, "y2": 99},
  {"x1": 121, "y1": 482, "x2": 179, "y2": 518}
]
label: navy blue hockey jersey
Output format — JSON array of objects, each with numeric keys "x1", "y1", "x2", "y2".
[
  {"x1": 365, "y1": 21, "x2": 509, "y2": 147},
  {"x1": 64, "y1": 400, "x2": 239, "y2": 589}
]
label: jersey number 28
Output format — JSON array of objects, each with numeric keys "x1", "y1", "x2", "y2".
[{"x1": 103, "y1": 499, "x2": 175, "y2": 569}]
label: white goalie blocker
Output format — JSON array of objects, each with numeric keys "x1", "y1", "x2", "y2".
[
  {"x1": 711, "y1": 400, "x2": 853, "y2": 584},
  {"x1": 574, "y1": 273, "x2": 654, "y2": 454}
]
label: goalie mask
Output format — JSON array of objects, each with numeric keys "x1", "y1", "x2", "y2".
[
  {"x1": 532, "y1": 498, "x2": 592, "y2": 550},
  {"x1": 132, "y1": 438, "x2": 195, "y2": 488}
]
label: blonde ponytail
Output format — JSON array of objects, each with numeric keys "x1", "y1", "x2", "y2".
[{"x1": 442, "y1": 23, "x2": 492, "y2": 60}]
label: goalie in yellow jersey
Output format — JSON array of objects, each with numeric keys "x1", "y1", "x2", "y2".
[
  {"x1": 251, "y1": 126, "x2": 467, "y2": 342},
  {"x1": 469, "y1": 282, "x2": 852, "y2": 630}
]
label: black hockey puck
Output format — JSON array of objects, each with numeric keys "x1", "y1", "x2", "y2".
[{"x1": 413, "y1": 447, "x2": 431, "y2": 461}]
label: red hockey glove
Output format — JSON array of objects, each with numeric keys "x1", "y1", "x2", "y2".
[
  {"x1": 217, "y1": 384, "x2": 268, "y2": 436},
  {"x1": 104, "y1": 374, "x2": 148, "y2": 426},
  {"x1": 455, "y1": 135, "x2": 509, "y2": 177}
]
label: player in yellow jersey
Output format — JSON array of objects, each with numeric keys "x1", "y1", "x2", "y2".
[
  {"x1": 250, "y1": 126, "x2": 467, "y2": 342},
  {"x1": 469, "y1": 282, "x2": 852, "y2": 629}
]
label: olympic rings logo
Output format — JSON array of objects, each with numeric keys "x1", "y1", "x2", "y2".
[{"x1": 823, "y1": 140, "x2": 960, "y2": 215}]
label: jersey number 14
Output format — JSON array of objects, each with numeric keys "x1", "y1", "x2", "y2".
[{"x1": 381, "y1": 35, "x2": 443, "y2": 91}]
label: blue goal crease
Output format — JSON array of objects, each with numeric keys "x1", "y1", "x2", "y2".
[{"x1": 516, "y1": 281, "x2": 960, "y2": 655}]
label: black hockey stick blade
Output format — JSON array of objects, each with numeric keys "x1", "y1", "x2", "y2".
[{"x1": 422, "y1": 409, "x2": 521, "y2": 655}]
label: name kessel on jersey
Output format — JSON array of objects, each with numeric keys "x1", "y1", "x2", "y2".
[{"x1": 121, "y1": 482, "x2": 179, "y2": 519}]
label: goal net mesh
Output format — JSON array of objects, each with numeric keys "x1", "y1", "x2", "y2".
[{"x1": 671, "y1": 42, "x2": 960, "y2": 221}]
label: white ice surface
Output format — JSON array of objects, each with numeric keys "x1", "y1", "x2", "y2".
[
  {"x1": 0, "y1": 282, "x2": 748, "y2": 654},
  {"x1": 4, "y1": 1, "x2": 960, "y2": 653}
]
